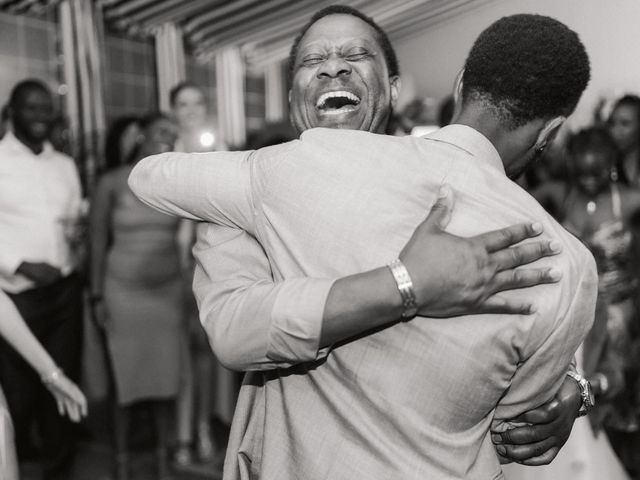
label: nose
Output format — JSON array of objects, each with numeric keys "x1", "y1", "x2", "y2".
[{"x1": 317, "y1": 54, "x2": 351, "y2": 79}]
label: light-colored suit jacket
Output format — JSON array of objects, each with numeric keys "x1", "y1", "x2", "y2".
[{"x1": 129, "y1": 125, "x2": 597, "y2": 479}]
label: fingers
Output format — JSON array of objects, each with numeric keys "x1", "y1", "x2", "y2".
[
  {"x1": 65, "y1": 400, "x2": 80, "y2": 423},
  {"x1": 490, "y1": 267, "x2": 562, "y2": 294},
  {"x1": 476, "y1": 222, "x2": 543, "y2": 253},
  {"x1": 508, "y1": 399, "x2": 562, "y2": 425},
  {"x1": 72, "y1": 388, "x2": 88, "y2": 418},
  {"x1": 493, "y1": 422, "x2": 556, "y2": 446},
  {"x1": 422, "y1": 185, "x2": 454, "y2": 230},
  {"x1": 491, "y1": 240, "x2": 562, "y2": 271},
  {"x1": 496, "y1": 438, "x2": 558, "y2": 463},
  {"x1": 56, "y1": 397, "x2": 64, "y2": 416},
  {"x1": 74, "y1": 388, "x2": 88, "y2": 417},
  {"x1": 475, "y1": 295, "x2": 535, "y2": 315},
  {"x1": 516, "y1": 447, "x2": 560, "y2": 466}
]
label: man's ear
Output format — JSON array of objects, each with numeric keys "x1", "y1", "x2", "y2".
[
  {"x1": 453, "y1": 68, "x2": 464, "y2": 104},
  {"x1": 389, "y1": 76, "x2": 401, "y2": 108},
  {"x1": 535, "y1": 116, "x2": 566, "y2": 151}
]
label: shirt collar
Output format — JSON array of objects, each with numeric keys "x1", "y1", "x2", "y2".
[
  {"x1": 1, "y1": 131, "x2": 55, "y2": 157},
  {"x1": 425, "y1": 124, "x2": 505, "y2": 175}
]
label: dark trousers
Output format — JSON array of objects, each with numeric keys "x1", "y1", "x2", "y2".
[{"x1": 0, "y1": 273, "x2": 83, "y2": 480}]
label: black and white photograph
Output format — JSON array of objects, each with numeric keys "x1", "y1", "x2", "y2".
[{"x1": 0, "y1": 0, "x2": 639, "y2": 479}]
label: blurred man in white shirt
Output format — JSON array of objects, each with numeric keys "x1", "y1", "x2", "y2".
[{"x1": 0, "y1": 79, "x2": 83, "y2": 480}]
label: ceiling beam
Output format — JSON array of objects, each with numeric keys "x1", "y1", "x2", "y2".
[
  {"x1": 189, "y1": 0, "x2": 313, "y2": 43},
  {"x1": 193, "y1": 0, "x2": 368, "y2": 52},
  {"x1": 103, "y1": 0, "x2": 159, "y2": 20},
  {"x1": 184, "y1": 0, "x2": 262, "y2": 34},
  {"x1": 126, "y1": 0, "x2": 225, "y2": 27}
]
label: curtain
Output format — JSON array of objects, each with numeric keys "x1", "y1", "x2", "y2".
[
  {"x1": 215, "y1": 46, "x2": 246, "y2": 148},
  {"x1": 154, "y1": 22, "x2": 186, "y2": 112},
  {"x1": 59, "y1": 0, "x2": 106, "y2": 191},
  {"x1": 265, "y1": 61, "x2": 285, "y2": 123}
]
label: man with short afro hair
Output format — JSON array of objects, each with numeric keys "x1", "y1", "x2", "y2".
[{"x1": 463, "y1": 14, "x2": 590, "y2": 129}]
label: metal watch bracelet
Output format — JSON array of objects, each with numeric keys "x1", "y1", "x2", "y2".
[{"x1": 388, "y1": 259, "x2": 418, "y2": 320}]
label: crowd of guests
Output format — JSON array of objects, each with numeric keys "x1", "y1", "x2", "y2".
[
  {"x1": 2, "y1": 72, "x2": 640, "y2": 480},
  {"x1": 0, "y1": 79, "x2": 233, "y2": 480},
  {"x1": 521, "y1": 95, "x2": 640, "y2": 478}
]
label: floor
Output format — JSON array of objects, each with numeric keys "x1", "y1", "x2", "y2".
[{"x1": 20, "y1": 400, "x2": 228, "y2": 480}]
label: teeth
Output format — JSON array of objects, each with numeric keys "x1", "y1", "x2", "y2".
[{"x1": 316, "y1": 91, "x2": 361, "y2": 108}]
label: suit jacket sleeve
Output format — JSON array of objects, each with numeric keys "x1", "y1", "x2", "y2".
[
  {"x1": 492, "y1": 259, "x2": 598, "y2": 431},
  {"x1": 128, "y1": 150, "x2": 255, "y2": 232},
  {"x1": 129, "y1": 149, "x2": 336, "y2": 371},
  {"x1": 193, "y1": 224, "x2": 334, "y2": 371}
]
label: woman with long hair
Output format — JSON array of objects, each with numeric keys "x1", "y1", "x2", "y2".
[
  {"x1": 609, "y1": 95, "x2": 640, "y2": 187},
  {"x1": 90, "y1": 113, "x2": 182, "y2": 480},
  {"x1": 169, "y1": 82, "x2": 229, "y2": 466}
]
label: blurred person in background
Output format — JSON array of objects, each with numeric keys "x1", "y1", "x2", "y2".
[
  {"x1": 169, "y1": 81, "x2": 229, "y2": 466},
  {"x1": 170, "y1": 82, "x2": 224, "y2": 153},
  {"x1": 505, "y1": 127, "x2": 638, "y2": 479},
  {"x1": 90, "y1": 112, "x2": 183, "y2": 480},
  {"x1": 565, "y1": 127, "x2": 640, "y2": 478},
  {"x1": 102, "y1": 116, "x2": 141, "y2": 175},
  {"x1": 609, "y1": 95, "x2": 640, "y2": 187},
  {"x1": 0, "y1": 79, "x2": 84, "y2": 480},
  {"x1": 0, "y1": 290, "x2": 87, "y2": 480}
]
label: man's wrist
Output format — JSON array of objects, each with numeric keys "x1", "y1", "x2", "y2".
[
  {"x1": 566, "y1": 371, "x2": 594, "y2": 417},
  {"x1": 388, "y1": 259, "x2": 418, "y2": 319}
]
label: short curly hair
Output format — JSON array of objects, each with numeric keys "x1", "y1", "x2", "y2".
[
  {"x1": 9, "y1": 78, "x2": 51, "y2": 108},
  {"x1": 462, "y1": 14, "x2": 590, "y2": 129},
  {"x1": 287, "y1": 5, "x2": 399, "y2": 86},
  {"x1": 568, "y1": 127, "x2": 619, "y2": 161}
]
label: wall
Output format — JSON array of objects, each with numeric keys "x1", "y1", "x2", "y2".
[
  {"x1": 103, "y1": 33, "x2": 157, "y2": 122},
  {"x1": 0, "y1": 11, "x2": 59, "y2": 108},
  {"x1": 394, "y1": 0, "x2": 640, "y2": 127}
]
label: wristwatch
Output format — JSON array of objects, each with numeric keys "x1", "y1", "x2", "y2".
[{"x1": 566, "y1": 371, "x2": 595, "y2": 417}]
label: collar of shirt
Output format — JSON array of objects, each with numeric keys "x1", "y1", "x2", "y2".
[
  {"x1": 1, "y1": 130, "x2": 55, "y2": 158},
  {"x1": 425, "y1": 124, "x2": 505, "y2": 175}
]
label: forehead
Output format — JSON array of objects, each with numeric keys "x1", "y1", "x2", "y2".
[
  {"x1": 149, "y1": 118, "x2": 175, "y2": 131},
  {"x1": 613, "y1": 104, "x2": 639, "y2": 121},
  {"x1": 176, "y1": 87, "x2": 204, "y2": 103},
  {"x1": 299, "y1": 14, "x2": 381, "y2": 51},
  {"x1": 575, "y1": 150, "x2": 612, "y2": 169},
  {"x1": 16, "y1": 87, "x2": 52, "y2": 106}
]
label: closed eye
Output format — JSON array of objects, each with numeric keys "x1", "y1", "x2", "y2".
[
  {"x1": 301, "y1": 55, "x2": 325, "y2": 66},
  {"x1": 344, "y1": 48, "x2": 370, "y2": 62}
]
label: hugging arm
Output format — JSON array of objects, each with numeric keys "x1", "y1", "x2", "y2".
[
  {"x1": 491, "y1": 262, "x2": 598, "y2": 464},
  {"x1": 130, "y1": 152, "x2": 564, "y2": 370}
]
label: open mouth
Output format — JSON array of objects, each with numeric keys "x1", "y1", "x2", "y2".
[{"x1": 315, "y1": 91, "x2": 361, "y2": 115}]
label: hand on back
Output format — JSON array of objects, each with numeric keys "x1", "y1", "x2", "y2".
[{"x1": 400, "y1": 185, "x2": 562, "y2": 317}]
